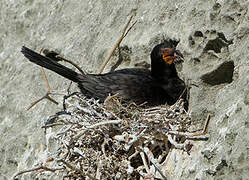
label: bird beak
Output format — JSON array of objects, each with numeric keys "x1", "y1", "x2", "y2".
[{"x1": 174, "y1": 49, "x2": 184, "y2": 64}]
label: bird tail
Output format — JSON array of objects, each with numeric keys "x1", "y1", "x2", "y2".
[{"x1": 21, "y1": 46, "x2": 80, "y2": 82}]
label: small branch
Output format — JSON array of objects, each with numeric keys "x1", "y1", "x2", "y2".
[
  {"x1": 96, "y1": 158, "x2": 103, "y2": 179},
  {"x1": 59, "y1": 159, "x2": 96, "y2": 180},
  {"x1": 70, "y1": 120, "x2": 122, "y2": 146},
  {"x1": 177, "y1": 86, "x2": 188, "y2": 103},
  {"x1": 164, "y1": 114, "x2": 211, "y2": 140},
  {"x1": 26, "y1": 96, "x2": 46, "y2": 110},
  {"x1": 54, "y1": 55, "x2": 85, "y2": 75},
  {"x1": 41, "y1": 122, "x2": 65, "y2": 128},
  {"x1": 185, "y1": 135, "x2": 210, "y2": 141},
  {"x1": 125, "y1": 128, "x2": 147, "y2": 151},
  {"x1": 123, "y1": 20, "x2": 137, "y2": 38},
  {"x1": 39, "y1": 48, "x2": 51, "y2": 92},
  {"x1": 26, "y1": 49, "x2": 60, "y2": 110},
  {"x1": 98, "y1": 14, "x2": 135, "y2": 74},
  {"x1": 46, "y1": 94, "x2": 59, "y2": 104},
  {"x1": 40, "y1": 67, "x2": 51, "y2": 91},
  {"x1": 167, "y1": 134, "x2": 192, "y2": 152},
  {"x1": 26, "y1": 92, "x2": 58, "y2": 110},
  {"x1": 143, "y1": 147, "x2": 169, "y2": 180},
  {"x1": 41, "y1": 48, "x2": 85, "y2": 75},
  {"x1": 201, "y1": 113, "x2": 211, "y2": 135},
  {"x1": 166, "y1": 130, "x2": 209, "y2": 141},
  {"x1": 12, "y1": 165, "x2": 64, "y2": 180},
  {"x1": 140, "y1": 151, "x2": 150, "y2": 174}
]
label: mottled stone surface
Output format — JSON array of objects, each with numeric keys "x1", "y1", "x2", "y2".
[{"x1": 0, "y1": 0, "x2": 248, "y2": 179}]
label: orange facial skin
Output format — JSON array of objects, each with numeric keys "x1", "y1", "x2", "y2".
[
  {"x1": 162, "y1": 55, "x2": 177, "y2": 64},
  {"x1": 161, "y1": 48, "x2": 177, "y2": 64}
]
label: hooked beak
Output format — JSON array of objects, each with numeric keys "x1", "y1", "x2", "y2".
[{"x1": 174, "y1": 49, "x2": 184, "y2": 64}]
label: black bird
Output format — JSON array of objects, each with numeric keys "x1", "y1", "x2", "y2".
[{"x1": 21, "y1": 42, "x2": 187, "y2": 107}]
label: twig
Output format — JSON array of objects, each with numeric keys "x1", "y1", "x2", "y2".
[
  {"x1": 123, "y1": 20, "x2": 137, "y2": 38},
  {"x1": 185, "y1": 135, "x2": 209, "y2": 141},
  {"x1": 201, "y1": 113, "x2": 211, "y2": 135},
  {"x1": 167, "y1": 134, "x2": 189, "y2": 151},
  {"x1": 70, "y1": 120, "x2": 122, "y2": 146},
  {"x1": 41, "y1": 122, "x2": 65, "y2": 128},
  {"x1": 98, "y1": 14, "x2": 135, "y2": 74},
  {"x1": 26, "y1": 96, "x2": 46, "y2": 110},
  {"x1": 54, "y1": 55, "x2": 85, "y2": 75},
  {"x1": 12, "y1": 165, "x2": 64, "y2": 180},
  {"x1": 125, "y1": 128, "x2": 147, "y2": 151},
  {"x1": 59, "y1": 159, "x2": 96, "y2": 180},
  {"x1": 166, "y1": 130, "x2": 209, "y2": 141},
  {"x1": 46, "y1": 94, "x2": 59, "y2": 104},
  {"x1": 96, "y1": 158, "x2": 103, "y2": 179},
  {"x1": 26, "y1": 49, "x2": 59, "y2": 110},
  {"x1": 177, "y1": 86, "x2": 188, "y2": 103},
  {"x1": 140, "y1": 151, "x2": 150, "y2": 174},
  {"x1": 40, "y1": 67, "x2": 51, "y2": 91},
  {"x1": 27, "y1": 47, "x2": 83, "y2": 110},
  {"x1": 27, "y1": 92, "x2": 59, "y2": 110},
  {"x1": 164, "y1": 114, "x2": 211, "y2": 140},
  {"x1": 143, "y1": 147, "x2": 169, "y2": 180},
  {"x1": 41, "y1": 48, "x2": 85, "y2": 75}
]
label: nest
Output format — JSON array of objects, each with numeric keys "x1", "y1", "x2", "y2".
[{"x1": 14, "y1": 93, "x2": 209, "y2": 180}]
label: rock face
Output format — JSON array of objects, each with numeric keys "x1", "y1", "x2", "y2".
[{"x1": 0, "y1": 0, "x2": 248, "y2": 179}]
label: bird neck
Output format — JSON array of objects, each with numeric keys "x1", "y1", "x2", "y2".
[{"x1": 151, "y1": 60, "x2": 178, "y2": 80}]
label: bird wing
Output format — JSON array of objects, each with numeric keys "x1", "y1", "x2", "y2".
[{"x1": 77, "y1": 69, "x2": 153, "y2": 102}]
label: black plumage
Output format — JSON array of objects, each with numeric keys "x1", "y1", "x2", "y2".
[{"x1": 21, "y1": 42, "x2": 187, "y2": 108}]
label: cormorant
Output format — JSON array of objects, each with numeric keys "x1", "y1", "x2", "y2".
[{"x1": 21, "y1": 41, "x2": 187, "y2": 107}]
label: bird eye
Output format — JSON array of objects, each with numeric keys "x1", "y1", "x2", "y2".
[{"x1": 161, "y1": 48, "x2": 174, "y2": 56}]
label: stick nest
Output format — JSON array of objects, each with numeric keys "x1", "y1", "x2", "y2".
[{"x1": 19, "y1": 93, "x2": 208, "y2": 180}]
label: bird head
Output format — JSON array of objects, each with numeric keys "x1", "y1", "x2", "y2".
[
  {"x1": 150, "y1": 41, "x2": 184, "y2": 78},
  {"x1": 150, "y1": 41, "x2": 184, "y2": 66},
  {"x1": 160, "y1": 47, "x2": 184, "y2": 65}
]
